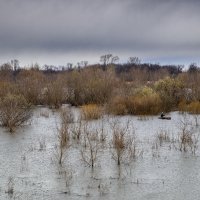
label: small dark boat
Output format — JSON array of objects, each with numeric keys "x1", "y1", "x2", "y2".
[{"x1": 158, "y1": 116, "x2": 171, "y2": 120}]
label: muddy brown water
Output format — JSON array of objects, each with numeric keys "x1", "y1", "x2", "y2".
[{"x1": 0, "y1": 107, "x2": 200, "y2": 200}]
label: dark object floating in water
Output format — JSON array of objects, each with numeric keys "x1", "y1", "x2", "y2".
[{"x1": 158, "y1": 117, "x2": 171, "y2": 120}]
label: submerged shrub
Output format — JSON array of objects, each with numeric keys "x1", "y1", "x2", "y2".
[
  {"x1": 81, "y1": 104, "x2": 103, "y2": 120},
  {"x1": 57, "y1": 108, "x2": 71, "y2": 165},
  {"x1": 110, "y1": 119, "x2": 136, "y2": 165},
  {"x1": 0, "y1": 94, "x2": 32, "y2": 132}
]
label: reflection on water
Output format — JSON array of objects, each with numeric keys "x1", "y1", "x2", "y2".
[{"x1": 0, "y1": 107, "x2": 200, "y2": 200}]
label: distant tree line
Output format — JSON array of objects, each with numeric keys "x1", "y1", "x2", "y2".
[
  {"x1": 0, "y1": 55, "x2": 199, "y2": 116},
  {"x1": 1, "y1": 56, "x2": 199, "y2": 75}
]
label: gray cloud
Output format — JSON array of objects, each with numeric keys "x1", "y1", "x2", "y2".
[{"x1": 0, "y1": 0, "x2": 200, "y2": 65}]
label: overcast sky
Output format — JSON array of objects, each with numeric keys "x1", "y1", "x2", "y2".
[{"x1": 0, "y1": 0, "x2": 200, "y2": 67}]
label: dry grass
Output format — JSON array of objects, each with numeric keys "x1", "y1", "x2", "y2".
[
  {"x1": 188, "y1": 101, "x2": 200, "y2": 114},
  {"x1": 178, "y1": 100, "x2": 200, "y2": 114},
  {"x1": 107, "y1": 96, "x2": 127, "y2": 115},
  {"x1": 81, "y1": 104, "x2": 103, "y2": 120}
]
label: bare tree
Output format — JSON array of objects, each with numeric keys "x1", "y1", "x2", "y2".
[
  {"x1": 81, "y1": 61, "x2": 88, "y2": 67},
  {"x1": 100, "y1": 54, "x2": 113, "y2": 66},
  {"x1": 67, "y1": 63, "x2": 73, "y2": 71},
  {"x1": 11, "y1": 59, "x2": 19, "y2": 71},
  {"x1": 111, "y1": 56, "x2": 119, "y2": 64},
  {"x1": 128, "y1": 57, "x2": 141, "y2": 65},
  {"x1": 100, "y1": 54, "x2": 118, "y2": 70}
]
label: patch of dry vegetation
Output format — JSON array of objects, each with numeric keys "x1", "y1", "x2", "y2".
[
  {"x1": 56, "y1": 106, "x2": 73, "y2": 165},
  {"x1": 108, "y1": 87, "x2": 162, "y2": 115},
  {"x1": 110, "y1": 119, "x2": 137, "y2": 165},
  {"x1": 81, "y1": 104, "x2": 103, "y2": 120},
  {"x1": 179, "y1": 100, "x2": 200, "y2": 115},
  {"x1": 0, "y1": 60, "x2": 199, "y2": 117}
]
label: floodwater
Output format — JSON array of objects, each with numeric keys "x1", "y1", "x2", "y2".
[{"x1": 0, "y1": 107, "x2": 200, "y2": 200}]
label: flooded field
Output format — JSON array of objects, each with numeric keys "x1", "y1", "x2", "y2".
[{"x1": 0, "y1": 107, "x2": 200, "y2": 200}]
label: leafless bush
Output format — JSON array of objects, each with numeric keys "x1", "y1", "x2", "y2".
[
  {"x1": 60, "y1": 106, "x2": 74, "y2": 124},
  {"x1": 55, "y1": 107, "x2": 73, "y2": 165},
  {"x1": 110, "y1": 119, "x2": 137, "y2": 165},
  {"x1": 152, "y1": 130, "x2": 171, "y2": 158},
  {"x1": 178, "y1": 113, "x2": 199, "y2": 154},
  {"x1": 99, "y1": 117, "x2": 107, "y2": 143},
  {"x1": 56, "y1": 125, "x2": 70, "y2": 165},
  {"x1": 71, "y1": 116, "x2": 83, "y2": 140},
  {"x1": 0, "y1": 94, "x2": 32, "y2": 132},
  {"x1": 80, "y1": 123, "x2": 101, "y2": 168}
]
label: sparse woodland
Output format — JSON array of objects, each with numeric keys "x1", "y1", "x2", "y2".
[{"x1": 0, "y1": 57, "x2": 200, "y2": 132}]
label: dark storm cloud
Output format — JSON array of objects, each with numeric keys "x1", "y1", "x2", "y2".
[{"x1": 0, "y1": 0, "x2": 200, "y2": 64}]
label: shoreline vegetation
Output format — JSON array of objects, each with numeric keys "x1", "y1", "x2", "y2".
[
  {"x1": 0, "y1": 56, "x2": 200, "y2": 131},
  {"x1": 1, "y1": 57, "x2": 200, "y2": 199}
]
